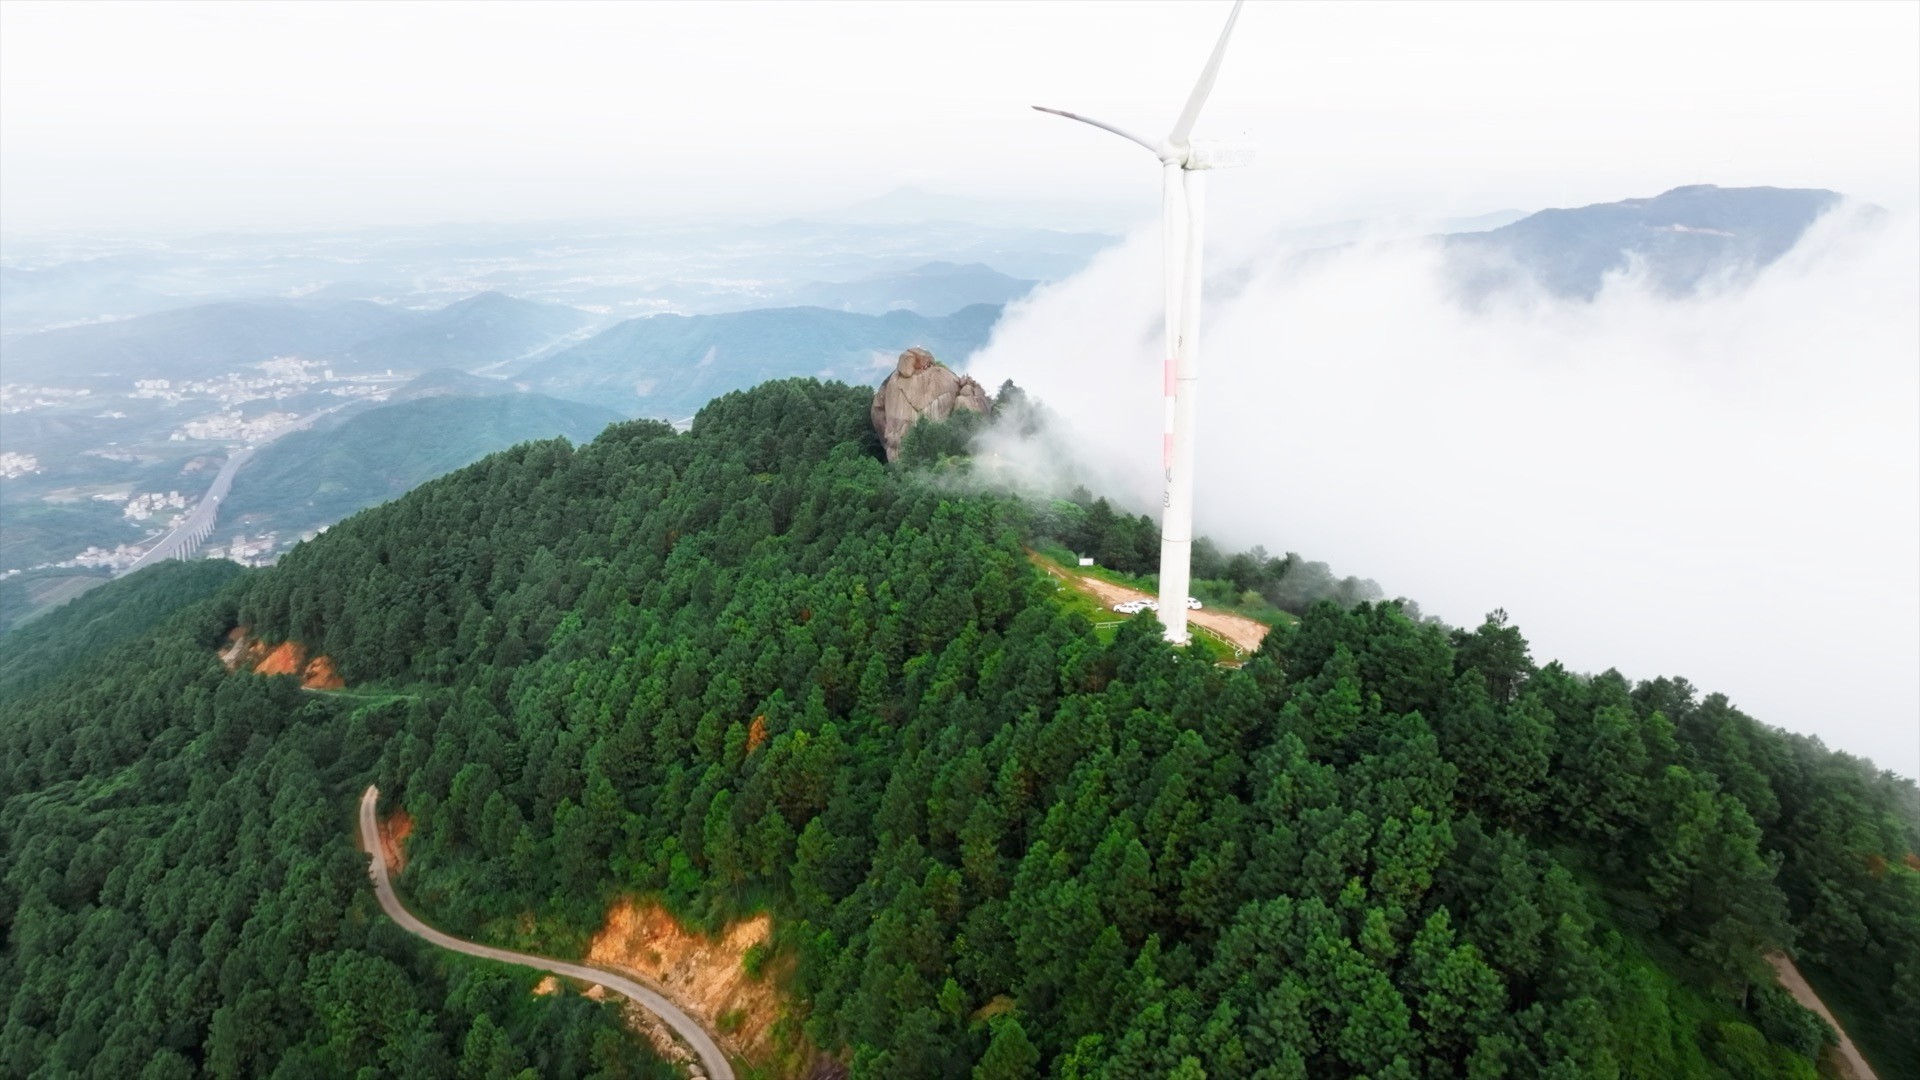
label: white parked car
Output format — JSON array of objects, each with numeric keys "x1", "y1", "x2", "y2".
[{"x1": 1186, "y1": 597, "x2": 1203, "y2": 610}]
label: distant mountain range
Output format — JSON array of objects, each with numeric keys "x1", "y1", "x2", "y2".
[
  {"x1": 221, "y1": 390, "x2": 620, "y2": 539},
  {"x1": 0, "y1": 292, "x2": 598, "y2": 383},
  {"x1": 517, "y1": 303, "x2": 1003, "y2": 417},
  {"x1": 497, "y1": 186, "x2": 1853, "y2": 416},
  {"x1": 1443, "y1": 184, "x2": 1847, "y2": 300},
  {"x1": 333, "y1": 292, "x2": 599, "y2": 373},
  {"x1": 0, "y1": 299, "x2": 411, "y2": 382},
  {"x1": 385, "y1": 367, "x2": 530, "y2": 400},
  {"x1": 779, "y1": 261, "x2": 1036, "y2": 316},
  {"x1": 0, "y1": 264, "x2": 181, "y2": 334}
]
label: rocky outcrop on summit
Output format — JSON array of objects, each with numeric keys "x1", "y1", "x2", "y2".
[{"x1": 870, "y1": 347, "x2": 989, "y2": 461}]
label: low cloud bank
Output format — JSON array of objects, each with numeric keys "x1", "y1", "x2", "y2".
[{"x1": 966, "y1": 204, "x2": 1919, "y2": 776}]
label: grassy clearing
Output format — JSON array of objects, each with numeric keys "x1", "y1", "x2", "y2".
[{"x1": 1033, "y1": 566, "x2": 1127, "y2": 643}]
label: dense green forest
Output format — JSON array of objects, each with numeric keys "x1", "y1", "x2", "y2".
[
  {"x1": 4, "y1": 378, "x2": 1916, "y2": 1078},
  {"x1": 0, "y1": 578, "x2": 670, "y2": 1077},
  {"x1": 0, "y1": 560, "x2": 241, "y2": 696}
]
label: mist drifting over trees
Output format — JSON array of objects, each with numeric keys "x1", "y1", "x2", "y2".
[{"x1": 968, "y1": 199, "x2": 1919, "y2": 777}]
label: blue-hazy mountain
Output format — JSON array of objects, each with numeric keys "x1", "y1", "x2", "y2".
[
  {"x1": 0, "y1": 265, "x2": 181, "y2": 336},
  {"x1": 335, "y1": 292, "x2": 600, "y2": 372},
  {"x1": 0, "y1": 299, "x2": 414, "y2": 382},
  {"x1": 1443, "y1": 184, "x2": 1847, "y2": 300},
  {"x1": 221, "y1": 390, "x2": 620, "y2": 538},
  {"x1": 519, "y1": 303, "x2": 1002, "y2": 417},
  {"x1": 779, "y1": 262, "x2": 1036, "y2": 316},
  {"x1": 0, "y1": 292, "x2": 597, "y2": 383},
  {"x1": 385, "y1": 367, "x2": 527, "y2": 400}
]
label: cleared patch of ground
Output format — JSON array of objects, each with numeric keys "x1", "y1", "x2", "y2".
[
  {"x1": 302, "y1": 653, "x2": 344, "y2": 690},
  {"x1": 219, "y1": 627, "x2": 345, "y2": 689},
  {"x1": 587, "y1": 898, "x2": 821, "y2": 1076},
  {"x1": 254, "y1": 640, "x2": 305, "y2": 676},
  {"x1": 1035, "y1": 556, "x2": 1272, "y2": 655}
]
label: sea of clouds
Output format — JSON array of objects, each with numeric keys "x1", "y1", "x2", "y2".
[{"x1": 966, "y1": 202, "x2": 1919, "y2": 777}]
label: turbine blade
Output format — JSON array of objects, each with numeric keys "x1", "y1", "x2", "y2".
[
  {"x1": 1032, "y1": 106, "x2": 1160, "y2": 155},
  {"x1": 1167, "y1": 0, "x2": 1244, "y2": 147}
]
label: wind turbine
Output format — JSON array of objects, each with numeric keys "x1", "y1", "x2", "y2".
[{"x1": 1035, "y1": 0, "x2": 1253, "y2": 645}]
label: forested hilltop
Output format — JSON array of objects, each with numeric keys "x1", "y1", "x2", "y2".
[{"x1": 3, "y1": 378, "x2": 1916, "y2": 1079}]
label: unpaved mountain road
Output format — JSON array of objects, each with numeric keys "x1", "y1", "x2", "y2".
[
  {"x1": 357, "y1": 786, "x2": 734, "y2": 1080},
  {"x1": 1768, "y1": 952, "x2": 1879, "y2": 1080}
]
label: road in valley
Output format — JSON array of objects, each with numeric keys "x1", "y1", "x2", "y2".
[
  {"x1": 118, "y1": 403, "x2": 348, "y2": 576},
  {"x1": 118, "y1": 445, "x2": 254, "y2": 575},
  {"x1": 357, "y1": 786, "x2": 735, "y2": 1080}
]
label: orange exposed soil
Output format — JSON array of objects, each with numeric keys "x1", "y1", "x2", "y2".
[
  {"x1": 255, "y1": 640, "x2": 306, "y2": 676},
  {"x1": 1035, "y1": 556, "x2": 1272, "y2": 655},
  {"x1": 218, "y1": 628, "x2": 345, "y2": 690},
  {"x1": 379, "y1": 809, "x2": 414, "y2": 875},
  {"x1": 301, "y1": 654, "x2": 344, "y2": 690},
  {"x1": 587, "y1": 899, "x2": 818, "y2": 1073}
]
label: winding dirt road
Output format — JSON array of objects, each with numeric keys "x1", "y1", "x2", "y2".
[
  {"x1": 1768, "y1": 952, "x2": 1879, "y2": 1080},
  {"x1": 357, "y1": 786, "x2": 734, "y2": 1080}
]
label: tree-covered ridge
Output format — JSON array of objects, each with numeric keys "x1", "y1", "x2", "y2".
[
  {"x1": 0, "y1": 580, "x2": 670, "y2": 1077},
  {"x1": 219, "y1": 390, "x2": 623, "y2": 542},
  {"x1": 3, "y1": 377, "x2": 1915, "y2": 1078},
  {"x1": 0, "y1": 559, "x2": 242, "y2": 698}
]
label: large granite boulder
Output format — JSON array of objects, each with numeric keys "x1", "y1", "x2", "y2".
[{"x1": 870, "y1": 347, "x2": 990, "y2": 461}]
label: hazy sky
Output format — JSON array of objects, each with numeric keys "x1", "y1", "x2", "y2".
[{"x1": 3, "y1": 0, "x2": 1916, "y2": 231}]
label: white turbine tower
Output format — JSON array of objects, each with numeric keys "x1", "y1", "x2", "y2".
[{"x1": 1035, "y1": 0, "x2": 1253, "y2": 645}]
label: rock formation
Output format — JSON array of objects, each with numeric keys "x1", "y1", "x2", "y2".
[{"x1": 870, "y1": 347, "x2": 990, "y2": 461}]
